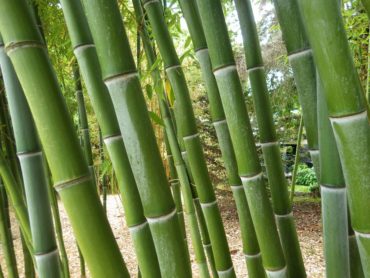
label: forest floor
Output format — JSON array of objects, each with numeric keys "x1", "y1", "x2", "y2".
[{"x1": 2, "y1": 190, "x2": 323, "y2": 277}]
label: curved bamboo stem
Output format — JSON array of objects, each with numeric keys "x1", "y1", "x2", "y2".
[
  {"x1": 0, "y1": 1, "x2": 129, "y2": 276},
  {"x1": 297, "y1": 0, "x2": 370, "y2": 275},
  {"x1": 80, "y1": 0, "x2": 191, "y2": 275},
  {"x1": 58, "y1": 0, "x2": 161, "y2": 276}
]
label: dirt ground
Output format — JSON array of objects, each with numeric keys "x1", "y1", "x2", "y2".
[{"x1": 1, "y1": 191, "x2": 323, "y2": 277}]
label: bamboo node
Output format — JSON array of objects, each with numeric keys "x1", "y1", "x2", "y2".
[
  {"x1": 128, "y1": 221, "x2": 148, "y2": 233},
  {"x1": 247, "y1": 66, "x2": 264, "y2": 73},
  {"x1": 330, "y1": 110, "x2": 368, "y2": 124},
  {"x1": 288, "y1": 49, "x2": 312, "y2": 61},
  {"x1": 213, "y1": 119, "x2": 227, "y2": 126},
  {"x1": 275, "y1": 212, "x2": 293, "y2": 219},
  {"x1": 104, "y1": 72, "x2": 138, "y2": 86},
  {"x1": 195, "y1": 48, "x2": 209, "y2": 57},
  {"x1": 147, "y1": 207, "x2": 177, "y2": 224},
  {"x1": 165, "y1": 64, "x2": 181, "y2": 72},
  {"x1": 217, "y1": 266, "x2": 234, "y2": 277},
  {"x1": 260, "y1": 141, "x2": 279, "y2": 148},
  {"x1": 5, "y1": 41, "x2": 45, "y2": 55},
  {"x1": 104, "y1": 134, "x2": 123, "y2": 145},
  {"x1": 244, "y1": 252, "x2": 261, "y2": 259},
  {"x1": 54, "y1": 174, "x2": 92, "y2": 192},
  {"x1": 73, "y1": 44, "x2": 95, "y2": 55},
  {"x1": 183, "y1": 133, "x2": 199, "y2": 141},
  {"x1": 200, "y1": 200, "x2": 217, "y2": 209},
  {"x1": 355, "y1": 231, "x2": 370, "y2": 239},
  {"x1": 17, "y1": 151, "x2": 42, "y2": 160},
  {"x1": 240, "y1": 172, "x2": 263, "y2": 183},
  {"x1": 213, "y1": 65, "x2": 237, "y2": 77},
  {"x1": 34, "y1": 248, "x2": 59, "y2": 259},
  {"x1": 266, "y1": 266, "x2": 288, "y2": 277}
]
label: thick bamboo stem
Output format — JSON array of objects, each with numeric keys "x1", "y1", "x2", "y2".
[
  {"x1": 175, "y1": 0, "x2": 265, "y2": 275},
  {"x1": 0, "y1": 178, "x2": 18, "y2": 278},
  {"x1": 195, "y1": 0, "x2": 287, "y2": 276},
  {"x1": 141, "y1": 0, "x2": 234, "y2": 275},
  {"x1": 80, "y1": 0, "x2": 191, "y2": 275},
  {"x1": 317, "y1": 74, "x2": 350, "y2": 278},
  {"x1": 297, "y1": 0, "x2": 370, "y2": 275},
  {"x1": 233, "y1": 1, "x2": 305, "y2": 276},
  {"x1": 0, "y1": 1, "x2": 129, "y2": 276},
  {"x1": 0, "y1": 35, "x2": 62, "y2": 277},
  {"x1": 58, "y1": 0, "x2": 161, "y2": 276}
]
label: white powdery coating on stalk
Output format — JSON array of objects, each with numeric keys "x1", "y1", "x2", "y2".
[
  {"x1": 266, "y1": 266, "x2": 288, "y2": 278},
  {"x1": 288, "y1": 49, "x2": 312, "y2": 61},
  {"x1": 104, "y1": 72, "x2": 138, "y2": 86},
  {"x1": 247, "y1": 66, "x2": 264, "y2": 73},
  {"x1": 240, "y1": 172, "x2": 263, "y2": 183},
  {"x1": 17, "y1": 151, "x2": 42, "y2": 160},
  {"x1": 214, "y1": 65, "x2": 237, "y2": 77},
  {"x1": 195, "y1": 48, "x2": 209, "y2": 59},
  {"x1": 183, "y1": 133, "x2": 199, "y2": 141},
  {"x1": 103, "y1": 134, "x2": 123, "y2": 145},
  {"x1": 147, "y1": 207, "x2": 177, "y2": 224},
  {"x1": 73, "y1": 44, "x2": 95, "y2": 55},
  {"x1": 213, "y1": 119, "x2": 227, "y2": 127},
  {"x1": 260, "y1": 141, "x2": 279, "y2": 148},
  {"x1": 245, "y1": 252, "x2": 261, "y2": 259},
  {"x1": 35, "y1": 248, "x2": 59, "y2": 259},
  {"x1": 165, "y1": 64, "x2": 181, "y2": 72},
  {"x1": 230, "y1": 185, "x2": 244, "y2": 193},
  {"x1": 128, "y1": 221, "x2": 148, "y2": 233},
  {"x1": 200, "y1": 200, "x2": 217, "y2": 209},
  {"x1": 275, "y1": 212, "x2": 293, "y2": 219},
  {"x1": 217, "y1": 266, "x2": 234, "y2": 277}
]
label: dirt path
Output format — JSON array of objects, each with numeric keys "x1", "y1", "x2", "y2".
[{"x1": 0, "y1": 191, "x2": 323, "y2": 277}]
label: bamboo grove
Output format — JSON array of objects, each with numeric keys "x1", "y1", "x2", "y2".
[{"x1": 0, "y1": 0, "x2": 369, "y2": 277}]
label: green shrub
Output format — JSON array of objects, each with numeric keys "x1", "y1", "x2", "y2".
[{"x1": 296, "y1": 164, "x2": 317, "y2": 187}]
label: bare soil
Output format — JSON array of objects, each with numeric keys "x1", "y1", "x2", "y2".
[{"x1": 1, "y1": 191, "x2": 323, "y2": 277}]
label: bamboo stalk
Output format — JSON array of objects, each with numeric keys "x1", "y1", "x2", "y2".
[
  {"x1": 0, "y1": 33, "x2": 62, "y2": 278},
  {"x1": 175, "y1": 0, "x2": 265, "y2": 276},
  {"x1": 0, "y1": 1, "x2": 129, "y2": 276},
  {"x1": 195, "y1": 0, "x2": 288, "y2": 276},
  {"x1": 290, "y1": 115, "x2": 304, "y2": 202},
  {"x1": 74, "y1": 65, "x2": 96, "y2": 190},
  {"x1": 141, "y1": 1, "x2": 235, "y2": 276},
  {"x1": 59, "y1": 0, "x2": 162, "y2": 275},
  {"x1": 233, "y1": 1, "x2": 305, "y2": 276},
  {"x1": 317, "y1": 74, "x2": 350, "y2": 278},
  {"x1": 80, "y1": 0, "x2": 191, "y2": 275},
  {"x1": 297, "y1": 0, "x2": 370, "y2": 276},
  {"x1": 272, "y1": 0, "x2": 320, "y2": 179},
  {"x1": 0, "y1": 178, "x2": 18, "y2": 278}
]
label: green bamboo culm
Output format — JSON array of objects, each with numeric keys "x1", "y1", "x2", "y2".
[
  {"x1": 141, "y1": 1, "x2": 235, "y2": 276},
  {"x1": 195, "y1": 0, "x2": 288, "y2": 277},
  {"x1": 0, "y1": 1, "x2": 130, "y2": 276},
  {"x1": 98, "y1": 130, "x2": 107, "y2": 212},
  {"x1": 271, "y1": 0, "x2": 320, "y2": 179},
  {"x1": 164, "y1": 134, "x2": 186, "y2": 238},
  {"x1": 58, "y1": 0, "x2": 161, "y2": 276},
  {"x1": 297, "y1": 0, "x2": 370, "y2": 276},
  {"x1": 46, "y1": 183, "x2": 70, "y2": 278},
  {"x1": 0, "y1": 178, "x2": 18, "y2": 278},
  {"x1": 132, "y1": 1, "x2": 213, "y2": 275},
  {"x1": 0, "y1": 72, "x2": 34, "y2": 278},
  {"x1": 0, "y1": 34, "x2": 62, "y2": 278},
  {"x1": 80, "y1": 0, "x2": 192, "y2": 276},
  {"x1": 175, "y1": 0, "x2": 265, "y2": 276},
  {"x1": 317, "y1": 74, "x2": 351, "y2": 278},
  {"x1": 74, "y1": 65, "x2": 96, "y2": 189},
  {"x1": 233, "y1": 0, "x2": 305, "y2": 276},
  {"x1": 290, "y1": 115, "x2": 303, "y2": 202}
]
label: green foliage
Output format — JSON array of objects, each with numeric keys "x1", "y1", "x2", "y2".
[{"x1": 296, "y1": 164, "x2": 317, "y2": 187}]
